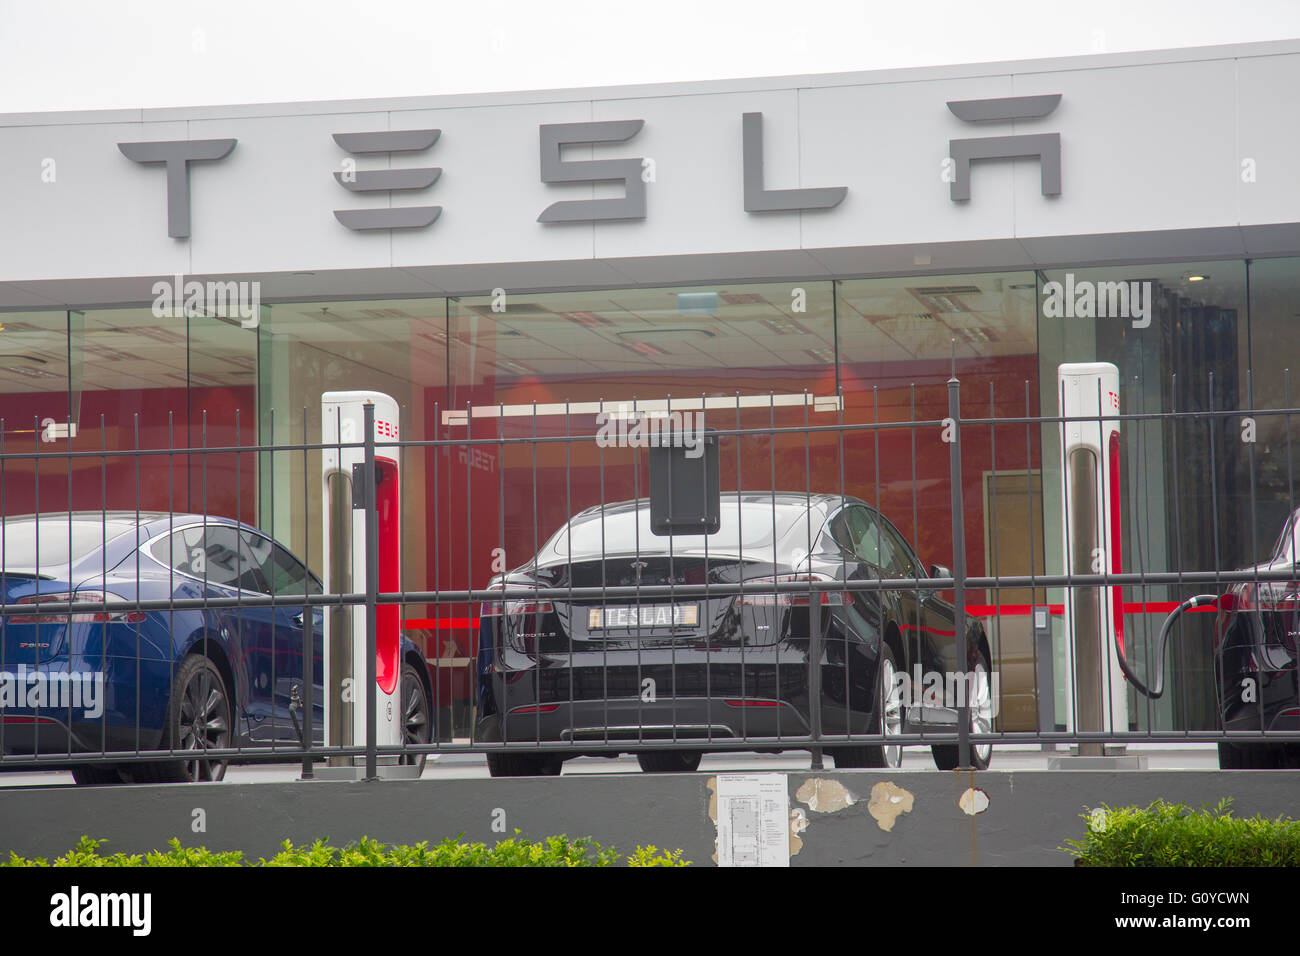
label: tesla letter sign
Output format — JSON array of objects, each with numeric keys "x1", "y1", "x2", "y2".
[{"x1": 115, "y1": 95, "x2": 1064, "y2": 238}]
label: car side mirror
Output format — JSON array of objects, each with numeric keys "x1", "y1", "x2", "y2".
[{"x1": 928, "y1": 564, "x2": 952, "y2": 582}]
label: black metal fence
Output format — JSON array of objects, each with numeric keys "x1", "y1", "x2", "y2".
[{"x1": 0, "y1": 369, "x2": 1296, "y2": 780}]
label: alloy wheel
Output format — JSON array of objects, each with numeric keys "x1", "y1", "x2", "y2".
[
  {"x1": 177, "y1": 667, "x2": 230, "y2": 782},
  {"x1": 879, "y1": 654, "x2": 903, "y2": 767},
  {"x1": 968, "y1": 660, "x2": 994, "y2": 766},
  {"x1": 400, "y1": 669, "x2": 430, "y2": 764}
]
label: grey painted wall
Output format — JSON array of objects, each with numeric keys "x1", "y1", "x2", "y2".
[{"x1": 3, "y1": 770, "x2": 1299, "y2": 865}]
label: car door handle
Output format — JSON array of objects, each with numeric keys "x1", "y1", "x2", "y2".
[{"x1": 291, "y1": 613, "x2": 304, "y2": 629}]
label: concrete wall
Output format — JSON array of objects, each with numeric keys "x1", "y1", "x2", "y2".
[{"x1": 3, "y1": 770, "x2": 1299, "y2": 865}]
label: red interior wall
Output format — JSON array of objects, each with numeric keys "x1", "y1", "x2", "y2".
[
  {"x1": 0, "y1": 385, "x2": 256, "y2": 524},
  {"x1": 428, "y1": 354, "x2": 1040, "y2": 598}
]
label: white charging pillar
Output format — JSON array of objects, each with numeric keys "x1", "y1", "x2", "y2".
[
  {"x1": 322, "y1": 391, "x2": 402, "y2": 764},
  {"x1": 1058, "y1": 363, "x2": 1129, "y2": 747}
]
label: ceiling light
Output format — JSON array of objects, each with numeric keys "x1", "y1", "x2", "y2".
[
  {"x1": 676, "y1": 292, "x2": 718, "y2": 315},
  {"x1": 761, "y1": 317, "x2": 809, "y2": 336},
  {"x1": 563, "y1": 311, "x2": 614, "y2": 328},
  {"x1": 441, "y1": 392, "x2": 844, "y2": 427},
  {"x1": 615, "y1": 328, "x2": 716, "y2": 340}
]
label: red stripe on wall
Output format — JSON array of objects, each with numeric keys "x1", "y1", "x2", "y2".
[
  {"x1": 402, "y1": 617, "x2": 480, "y2": 629},
  {"x1": 965, "y1": 601, "x2": 1216, "y2": 617},
  {"x1": 404, "y1": 601, "x2": 1216, "y2": 629}
]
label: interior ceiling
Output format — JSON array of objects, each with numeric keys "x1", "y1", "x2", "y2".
[
  {"x1": 0, "y1": 279, "x2": 1044, "y2": 395},
  {"x1": 448, "y1": 280, "x2": 1039, "y2": 378}
]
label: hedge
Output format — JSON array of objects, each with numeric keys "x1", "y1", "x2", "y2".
[
  {"x1": 1065, "y1": 798, "x2": 1300, "y2": 866},
  {"x1": 2, "y1": 834, "x2": 691, "y2": 867}
]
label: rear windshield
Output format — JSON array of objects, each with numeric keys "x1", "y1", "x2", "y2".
[
  {"x1": 545, "y1": 501, "x2": 811, "y2": 559},
  {"x1": 0, "y1": 517, "x2": 141, "y2": 571}
]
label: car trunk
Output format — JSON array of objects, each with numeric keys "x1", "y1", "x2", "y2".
[
  {"x1": 0, "y1": 573, "x2": 70, "y2": 662},
  {"x1": 542, "y1": 554, "x2": 788, "y2": 647}
]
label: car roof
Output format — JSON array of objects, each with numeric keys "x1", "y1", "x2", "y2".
[
  {"x1": 1, "y1": 512, "x2": 249, "y2": 556},
  {"x1": 3, "y1": 511, "x2": 242, "y2": 525},
  {"x1": 0, "y1": 513, "x2": 278, "y2": 579},
  {"x1": 569, "y1": 492, "x2": 865, "y2": 520}
]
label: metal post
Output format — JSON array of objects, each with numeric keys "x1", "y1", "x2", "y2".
[
  {"x1": 301, "y1": 405, "x2": 315, "y2": 780},
  {"x1": 1069, "y1": 447, "x2": 1105, "y2": 756},
  {"x1": 948, "y1": 373, "x2": 971, "y2": 770},
  {"x1": 1033, "y1": 605, "x2": 1056, "y2": 752},
  {"x1": 300, "y1": 606, "x2": 315, "y2": 779},
  {"x1": 809, "y1": 589, "x2": 824, "y2": 770},
  {"x1": 363, "y1": 401, "x2": 379, "y2": 781}
]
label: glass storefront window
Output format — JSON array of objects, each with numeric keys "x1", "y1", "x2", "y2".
[
  {"x1": 443, "y1": 283, "x2": 838, "y2": 604},
  {"x1": 1243, "y1": 258, "x2": 1300, "y2": 548},
  {"x1": 4, "y1": 258, "x2": 1294, "y2": 742},
  {"x1": 837, "y1": 273, "x2": 1041, "y2": 730},
  {"x1": 258, "y1": 297, "x2": 448, "y2": 581},
  {"x1": 1038, "y1": 261, "x2": 1249, "y2": 732},
  {"x1": 0, "y1": 311, "x2": 70, "y2": 526}
]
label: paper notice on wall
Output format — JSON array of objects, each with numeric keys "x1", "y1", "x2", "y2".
[{"x1": 716, "y1": 773, "x2": 790, "y2": 867}]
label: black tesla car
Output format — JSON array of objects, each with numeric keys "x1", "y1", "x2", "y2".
[
  {"x1": 1216, "y1": 506, "x2": 1300, "y2": 768},
  {"x1": 474, "y1": 492, "x2": 994, "y2": 775}
]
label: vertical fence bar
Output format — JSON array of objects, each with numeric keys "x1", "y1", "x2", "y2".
[
  {"x1": 805, "y1": 390, "x2": 824, "y2": 770},
  {"x1": 0, "y1": 419, "x2": 5, "y2": 760},
  {"x1": 734, "y1": 393, "x2": 748, "y2": 743},
  {"x1": 363, "y1": 401, "x2": 379, "y2": 780},
  {"x1": 301, "y1": 406, "x2": 315, "y2": 780},
  {"x1": 947, "y1": 369, "x2": 971, "y2": 769}
]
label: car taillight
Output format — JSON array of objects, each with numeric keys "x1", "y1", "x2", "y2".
[
  {"x1": 739, "y1": 574, "x2": 852, "y2": 607},
  {"x1": 1256, "y1": 583, "x2": 1300, "y2": 613},
  {"x1": 8, "y1": 591, "x2": 145, "y2": 625},
  {"x1": 509, "y1": 704, "x2": 559, "y2": 715}
]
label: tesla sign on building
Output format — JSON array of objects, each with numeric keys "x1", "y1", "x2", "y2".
[{"x1": 1, "y1": 39, "x2": 1298, "y2": 737}]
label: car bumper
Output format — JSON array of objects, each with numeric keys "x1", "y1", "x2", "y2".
[{"x1": 476, "y1": 695, "x2": 813, "y2": 747}]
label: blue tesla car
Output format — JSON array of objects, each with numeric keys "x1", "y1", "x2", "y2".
[{"x1": 0, "y1": 512, "x2": 433, "y2": 784}]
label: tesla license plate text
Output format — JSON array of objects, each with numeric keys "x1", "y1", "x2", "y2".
[{"x1": 588, "y1": 605, "x2": 699, "y2": 629}]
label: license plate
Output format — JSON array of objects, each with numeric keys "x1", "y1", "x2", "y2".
[{"x1": 588, "y1": 604, "x2": 699, "y2": 629}]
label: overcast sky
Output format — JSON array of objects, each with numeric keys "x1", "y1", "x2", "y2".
[{"x1": 2, "y1": 0, "x2": 1299, "y2": 113}]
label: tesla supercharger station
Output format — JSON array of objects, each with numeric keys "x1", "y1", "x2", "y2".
[
  {"x1": 1058, "y1": 363, "x2": 1129, "y2": 753},
  {"x1": 321, "y1": 391, "x2": 404, "y2": 776}
]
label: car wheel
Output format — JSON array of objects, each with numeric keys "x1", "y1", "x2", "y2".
[
  {"x1": 70, "y1": 764, "x2": 127, "y2": 786},
  {"x1": 932, "y1": 652, "x2": 993, "y2": 771},
  {"x1": 636, "y1": 750, "x2": 703, "y2": 773},
  {"x1": 134, "y1": 655, "x2": 232, "y2": 784},
  {"x1": 486, "y1": 753, "x2": 563, "y2": 777},
  {"x1": 1218, "y1": 741, "x2": 1283, "y2": 769},
  {"x1": 399, "y1": 662, "x2": 431, "y2": 775},
  {"x1": 832, "y1": 642, "x2": 903, "y2": 769}
]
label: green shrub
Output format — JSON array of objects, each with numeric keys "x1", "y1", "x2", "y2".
[
  {"x1": 2, "y1": 833, "x2": 689, "y2": 868},
  {"x1": 1065, "y1": 798, "x2": 1300, "y2": 866}
]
